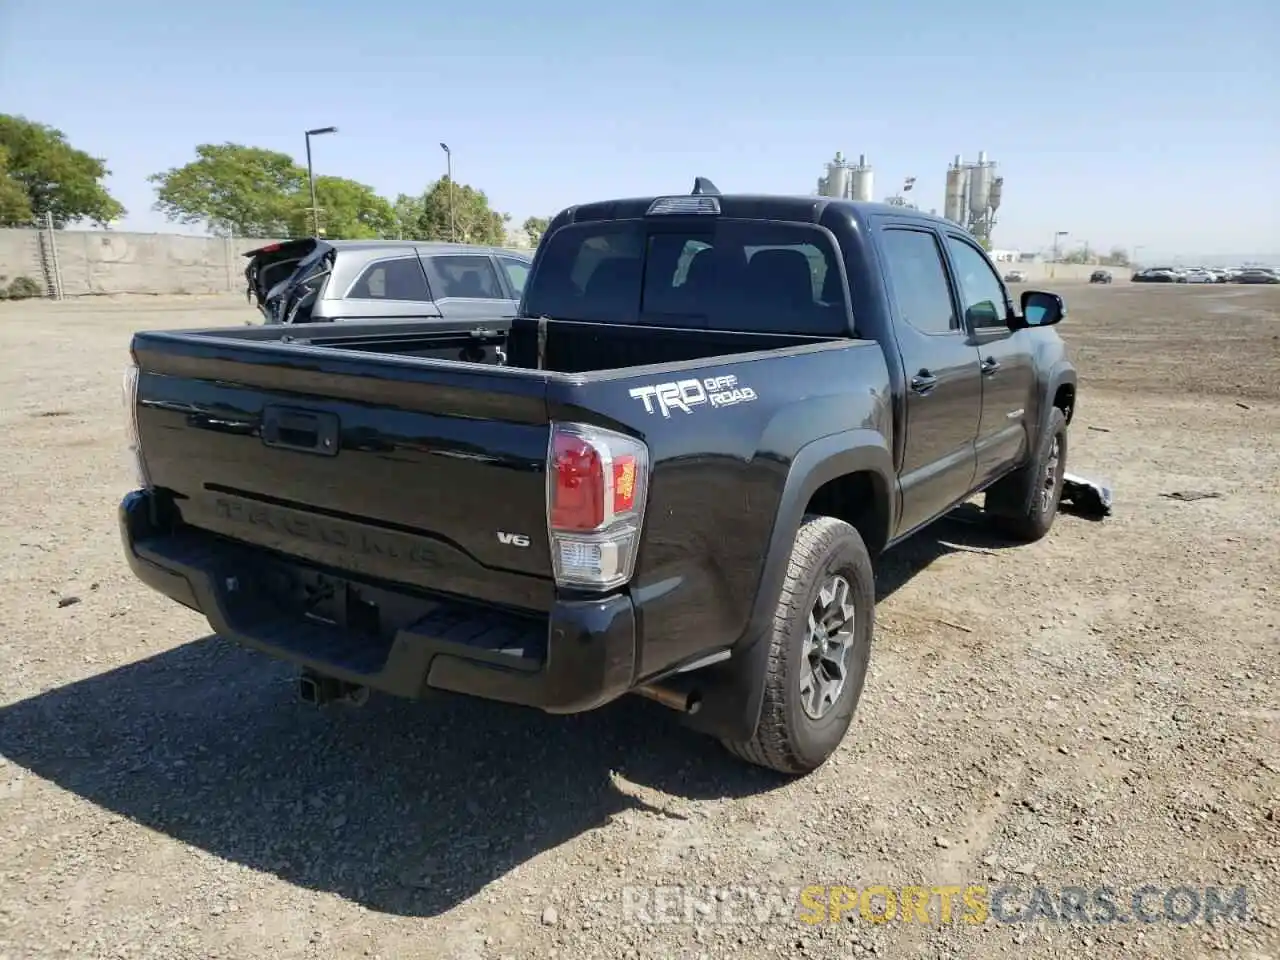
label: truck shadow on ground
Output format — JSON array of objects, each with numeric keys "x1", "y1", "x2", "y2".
[
  {"x1": 0, "y1": 505, "x2": 1076, "y2": 919},
  {"x1": 0, "y1": 638, "x2": 783, "y2": 919}
]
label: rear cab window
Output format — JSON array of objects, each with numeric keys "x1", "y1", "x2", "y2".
[{"x1": 522, "y1": 219, "x2": 851, "y2": 335}]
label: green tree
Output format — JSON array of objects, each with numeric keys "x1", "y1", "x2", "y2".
[
  {"x1": 286, "y1": 175, "x2": 397, "y2": 239},
  {"x1": 522, "y1": 215, "x2": 549, "y2": 248},
  {"x1": 1100, "y1": 247, "x2": 1130, "y2": 267},
  {"x1": 0, "y1": 146, "x2": 33, "y2": 225},
  {"x1": 149, "y1": 143, "x2": 304, "y2": 237},
  {"x1": 409, "y1": 176, "x2": 510, "y2": 245},
  {"x1": 0, "y1": 114, "x2": 124, "y2": 227},
  {"x1": 392, "y1": 193, "x2": 425, "y2": 239}
]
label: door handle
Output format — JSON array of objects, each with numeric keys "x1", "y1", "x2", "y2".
[
  {"x1": 982, "y1": 356, "x2": 1000, "y2": 376},
  {"x1": 262, "y1": 405, "x2": 340, "y2": 456},
  {"x1": 910, "y1": 371, "x2": 938, "y2": 395}
]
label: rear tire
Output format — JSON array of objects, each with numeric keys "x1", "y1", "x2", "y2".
[
  {"x1": 984, "y1": 406, "x2": 1068, "y2": 542},
  {"x1": 721, "y1": 515, "x2": 874, "y2": 776}
]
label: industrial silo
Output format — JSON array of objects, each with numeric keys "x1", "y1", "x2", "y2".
[
  {"x1": 944, "y1": 156, "x2": 969, "y2": 224},
  {"x1": 848, "y1": 154, "x2": 874, "y2": 202},
  {"x1": 825, "y1": 152, "x2": 850, "y2": 199},
  {"x1": 967, "y1": 151, "x2": 994, "y2": 219},
  {"x1": 988, "y1": 176, "x2": 1003, "y2": 216}
]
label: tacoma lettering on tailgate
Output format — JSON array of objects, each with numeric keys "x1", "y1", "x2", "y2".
[{"x1": 213, "y1": 497, "x2": 444, "y2": 571}]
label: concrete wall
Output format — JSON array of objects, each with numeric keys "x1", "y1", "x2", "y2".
[
  {"x1": 0, "y1": 225, "x2": 1119, "y2": 298},
  {"x1": 0, "y1": 228, "x2": 288, "y2": 297},
  {"x1": 0, "y1": 228, "x2": 47, "y2": 289}
]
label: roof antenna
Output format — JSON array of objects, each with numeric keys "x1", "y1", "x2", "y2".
[{"x1": 691, "y1": 177, "x2": 720, "y2": 196}]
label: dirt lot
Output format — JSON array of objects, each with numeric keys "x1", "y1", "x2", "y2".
[{"x1": 0, "y1": 284, "x2": 1277, "y2": 960}]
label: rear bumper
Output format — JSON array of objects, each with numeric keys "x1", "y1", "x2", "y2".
[{"x1": 119, "y1": 489, "x2": 637, "y2": 713}]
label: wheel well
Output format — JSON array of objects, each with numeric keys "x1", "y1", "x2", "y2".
[
  {"x1": 804, "y1": 471, "x2": 890, "y2": 557},
  {"x1": 1054, "y1": 383, "x2": 1076, "y2": 424}
]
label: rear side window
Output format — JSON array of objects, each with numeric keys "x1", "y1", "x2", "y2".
[
  {"x1": 878, "y1": 229, "x2": 957, "y2": 335},
  {"x1": 431, "y1": 255, "x2": 506, "y2": 299},
  {"x1": 522, "y1": 219, "x2": 850, "y2": 335},
  {"x1": 348, "y1": 257, "x2": 430, "y2": 301}
]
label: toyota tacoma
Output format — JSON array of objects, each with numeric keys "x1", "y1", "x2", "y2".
[{"x1": 120, "y1": 180, "x2": 1077, "y2": 775}]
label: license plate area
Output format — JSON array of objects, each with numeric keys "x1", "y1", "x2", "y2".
[
  {"x1": 271, "y1": 566, "x2": 419, "y2": 646},
  {"x1": 246, "y1": 553, "x2": 548, "y2": 666},
  {"x1": 299, "y1": 574, "x2": 383, "y2": 639}
]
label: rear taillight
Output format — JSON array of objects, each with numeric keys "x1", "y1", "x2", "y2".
[
  {"x1": 123, "y1": 360, "x2": 150, "y2": 489},
  {"x1": 546, "y1": 422, "x2": 649, "y2": 591}
]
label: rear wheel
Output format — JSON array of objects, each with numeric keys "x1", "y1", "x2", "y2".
[{"x1": 721, "y1": 515, "x2": 874, "y2": 775}]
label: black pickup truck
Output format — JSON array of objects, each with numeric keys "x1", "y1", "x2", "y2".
[{"x1": 120, "y1": 181, "x2": 1077, "y2": 776}]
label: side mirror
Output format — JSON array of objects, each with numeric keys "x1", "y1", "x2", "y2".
[{"x1": 1009, "y1": 290, "x2": 1065, "y2": 330}]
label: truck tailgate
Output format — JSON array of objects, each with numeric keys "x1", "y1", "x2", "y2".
[{"x1": 130, "y1": 332, "x2": 556, "y2": 612}]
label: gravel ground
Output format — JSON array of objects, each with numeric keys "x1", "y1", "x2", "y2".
[{"x1": 0, "y1": 284, "x2": 1277, "y2": 960}]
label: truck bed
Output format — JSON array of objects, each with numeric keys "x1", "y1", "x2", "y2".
[{"x1": 191, "y1": 315, "x2": 840, "y2": 374}]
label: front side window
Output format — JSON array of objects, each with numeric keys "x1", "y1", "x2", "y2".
[
  {"x1": 431, "y1": 255, "x2": 505, "y2": 299},
  {"x1": 348, "y1": 257, "x2": 430, "y2": 301},
  {"x1": 879, "y1": 228, "x2": 957, "y2": 335},
  {"x1": 945, "y1": 236, "x2": 1009, "y2": 329}
]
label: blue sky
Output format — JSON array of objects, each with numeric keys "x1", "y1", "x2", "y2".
[{"x1": 1, "y1": 0, "x2": 1276, "y2": 259}]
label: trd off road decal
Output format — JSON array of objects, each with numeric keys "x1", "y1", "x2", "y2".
[{"x1": 628, "y1": 374, "x2": 757, "y2": 418}]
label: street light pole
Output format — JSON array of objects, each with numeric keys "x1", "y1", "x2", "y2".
[
  {"x1": 1051, "y1": 230, "x2": 1068, "y2": 262},
  {"x1": 1048, "y1": 230, "x2": 1068, "y2": 279},
  {"x1": 304, "y1": 126, "x2": 338, "y2": 237},
  {"x1": 439, "y1": 142, "x2": 454, "y2": 242}
]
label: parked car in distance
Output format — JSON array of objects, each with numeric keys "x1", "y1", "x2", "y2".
[
  {"x1": 1131, "y1": 267, "x2": 1179, "y2": 283},
  {"x1": 1236, "y1": 268, "x2": 1280, "y2": 284},
  {"x1": 1004, "y1": 270, "x2": 1028, "y2": 283},
  {"x1": 1183, "y1": 268, "x2": 1215, "y2": 284},
  {"x1": 1089, "y1": 270, "x2": 1112, "y2": 284},
  {"x1": 243, "y1": 239, "x2": 533, "y2": 325},
  {"x1": 122, "y1": 180, "x2": 1079, "y2": 776}
]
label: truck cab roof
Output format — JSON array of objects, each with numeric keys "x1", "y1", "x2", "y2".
[{"x1": 550, "y1": 192, "x2": 954, "y2": 232}]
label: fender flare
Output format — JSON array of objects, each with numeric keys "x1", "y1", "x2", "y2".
[
  {"x1": 680, "y1": 429, "x2": 894, "y2": 743},
  {"x1": 1038, "y1": 361, "x2": 1077, "y2": 438},
  {"x1": 994, "y1": 361, "x2": 1077, "y2": 519}
]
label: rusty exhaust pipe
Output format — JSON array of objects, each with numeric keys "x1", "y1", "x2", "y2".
[{"x1": 634, "y1": 683, "x2": 702, "y2": 715}]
